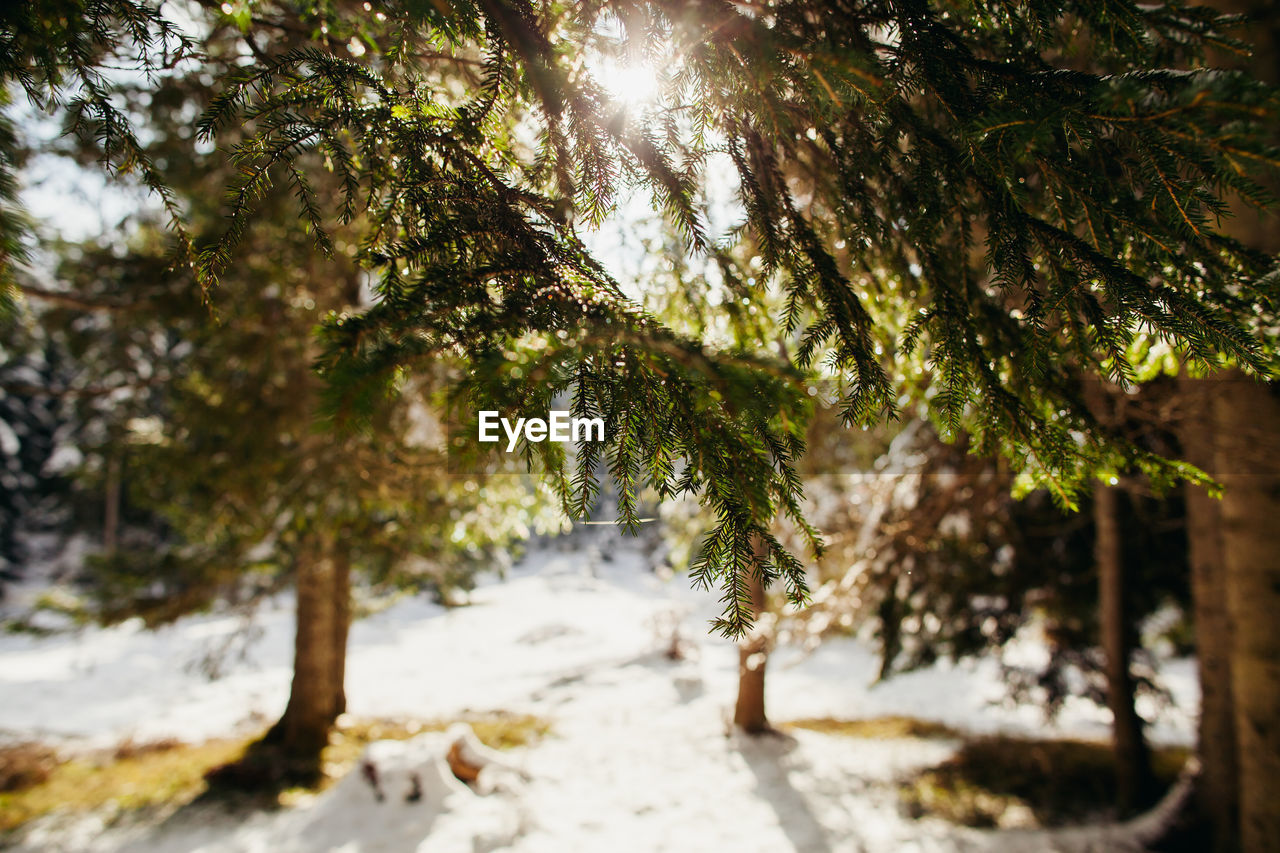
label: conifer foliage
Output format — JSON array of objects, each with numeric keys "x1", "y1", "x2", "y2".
[
  {"x1": 191, "y1": 1, "x2": 824, "y2": 636},
  {"x1": 3, "y1": 0, "x2": 1277, "y2": 627},
  {"x1": 0, "y1": 0, "x2": 200, "y2": 300},
  {"x1": 173, "y1": 0, "x2": 1276, "y2": 634}
]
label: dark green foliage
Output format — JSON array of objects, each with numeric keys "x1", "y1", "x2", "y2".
[
  {"x1": 7, "y1": 40, "x2": 548, "y2": 623},
  {"x1": 444, "y1": 326, "x2": 819, "y2": 634},
  {"x1": 5, "y1": 0, "x2": 1277, "y2": 633},
  {"x1": 643, "y1": 0, "x2": 1279, "y2": 502},
  {"x1": 0, "y1": 0, "x2": 202, "y2": 296},
  {"x1": 192, "y1": 0, "x2": 1277, "y2": 633},
  {"x1": 189, "y1": 5, "x2": 822, "y2": 635},
  {"x1": 0, "y1": 101, "x2": 32, "y2": 318}
]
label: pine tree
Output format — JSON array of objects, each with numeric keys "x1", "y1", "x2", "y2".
[
  {"x1": 190, "y1": 0, "x2": 1278, "y2": 616},
  {"x1": 17, "y1": 0, "x2": 1272, "y2": 635},
  {"x1": 6, "y1": 12, "x2": 561, "y2": 769}
]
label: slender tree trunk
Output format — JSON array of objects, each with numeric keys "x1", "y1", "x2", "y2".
[
  {"x1": 1180, "y1": 376, "x2": 1239, "y2": 852},
  {"x1": 1216, "y1": 378, "x2": 1280, "y2": 853},
  {"x1": 1096, "y1": 483, "x2": 1156, "y2": 814},
  {"x1": 103, "y1": 451, "x2": 121, "y2": 555},
  {"x1": 876, "y1": 590, "x2": 901, "y2": 682},
  {"x1": 331, "y1": 543, "x2": 351, "y2": 718},
  {"x1": 271, "y1": 538, "x2": 350, "y2": 757},
  {"x1": 734, "y1": 538, "x2": 771, "y2": 734}
]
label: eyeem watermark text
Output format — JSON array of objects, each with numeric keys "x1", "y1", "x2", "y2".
[{"x1": 478, "y1": 410, "x2": 606, "y2": 452}]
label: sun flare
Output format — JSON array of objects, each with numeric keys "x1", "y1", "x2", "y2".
[{"x1": 587, "y1": 55, "x2": 663, "y2": 108}]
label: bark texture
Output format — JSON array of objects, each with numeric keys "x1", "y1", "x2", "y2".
[
  {"x1": 1216, "y1": 378, "x2": 1280, "y2": 853},
  {"x1": 1179, "y1": 376, "x2": 1239, "y2": 852},
  {"x1": 271, "y1": 538, "x2": 352, "y2": 758},
  {"x1": 1181, "y1": 1, "x2": 1279, "y2": 844}
]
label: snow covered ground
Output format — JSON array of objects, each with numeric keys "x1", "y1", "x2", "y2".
[{"x1": 0, "y1": 531, "x2": 1197, "y2": 852}]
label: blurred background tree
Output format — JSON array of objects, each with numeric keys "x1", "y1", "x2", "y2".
[{"x1": 3, "y1": 6, "x2": 559, "y2": 773}]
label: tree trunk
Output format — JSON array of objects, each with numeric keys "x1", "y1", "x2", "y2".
[
  {"x1": 876, "y1": 589, "x2": 901, "y2": 682},
  {"x1": 1180, "y1": 376, "x2": 1239, "y2": 852},
  {"x1": 1216, "y1": 378, "x2": 1280, "y2": 853},
  {"x1": 331, "y1": 543, "x2": 351, "y2": 718},
  {"x1": 1096, "y1": 483, "x2": 1156, "y2": 814},
  {"x1": 271, "y1": 538, "x2": 352, "y2": 758},
  {"x1": 103, "y1": 451, "x2": 121, "y2": 555},
  {"x1": 733, "y1": 537, "x2": 771, "y2": 734},
  {"x1": 1182, "y1": 2, "x2": 1278, "y2": 845}
]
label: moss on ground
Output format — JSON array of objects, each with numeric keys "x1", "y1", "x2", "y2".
[
  {"x1": 785, "y1": 716, "x2": 1189, "y2": 829},
  {"x1": 899, "y1": 735, "x2": 1190, "y2": 828},
  {"x1": 0, "y1": 738, "x2": 248, "y2": 833},
  {"x1": 785, "y1": 715, "x2": 962, "y2": 740},
  {"x1": 0, "y1": 712, "x2": 550, "y2": 835}
]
